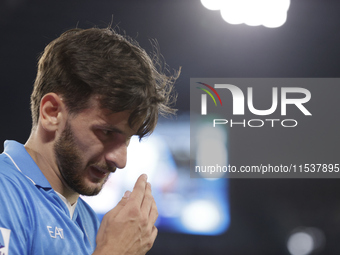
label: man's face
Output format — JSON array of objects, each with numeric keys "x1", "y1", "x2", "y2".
[{"x1": 53, "y1": 98, "x2": 134, "y2": 196}]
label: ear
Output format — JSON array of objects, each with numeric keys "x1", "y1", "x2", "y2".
[{"x1": 39, "y1": 93, "x2": 66, "y2": 132}]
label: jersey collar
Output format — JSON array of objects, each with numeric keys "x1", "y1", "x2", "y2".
[{"x1": 3, "y1": 140, "x2": 52, "y2": 189}]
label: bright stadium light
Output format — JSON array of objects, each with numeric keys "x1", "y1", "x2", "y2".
[
  {"x1": 181, "y1": 200, "x2": 222, "y2": 233},
  {"x1": 262, "y1": 10, "x2": 288, "y2": 28},
  {"x1": 220, "y1": 1, "x2": 248, "y2": 25},
  {"x1": 287, "y1": 227, "x2": 326, "y2": 255},
  {"x1": 201, "y1": 0, "x2": 290, "y2": 28},
  {"x1": 287, "y1": 232, "x2": 314, "y2": 255},
  {"x1": 200, "y1": 0, "x2": 223, "y2": 11}
]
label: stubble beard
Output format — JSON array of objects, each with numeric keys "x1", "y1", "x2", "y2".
[{"x1": 53, "y1": 121, "x2": 108, "y2": 196}]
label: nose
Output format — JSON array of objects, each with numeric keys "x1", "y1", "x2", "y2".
[{"x1": 104, "y1": 142, "x2": 128, "y2": 170}]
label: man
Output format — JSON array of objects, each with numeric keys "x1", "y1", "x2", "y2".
[{"x1": 0, "y1": 27, "x2": 179, "y2": 254}]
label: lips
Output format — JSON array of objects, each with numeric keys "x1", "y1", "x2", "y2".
[{"x1": 89, "y1": 166, "x2": 110, "y2": 180}]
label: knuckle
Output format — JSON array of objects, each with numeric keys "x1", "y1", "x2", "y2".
[
  {"x1": 146, "y1": 227, "x2": 158, "y2": 249},
  {"x1": 140, "y1": 214, "x2": 149, "y2": 226},
  {"x1": 146, "y1": 238, "x2": 155, "y2": 250},
  {"x1": 144, "y1": 226, "x2": 152, "y2": 237},
  {"x1": 128, "y1": 205, "x2": 141, "y2": 217}
]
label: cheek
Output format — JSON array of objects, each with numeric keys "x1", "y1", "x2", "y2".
[{"x1": 71, "y1": 126, "x2": 104, "y2": 162}]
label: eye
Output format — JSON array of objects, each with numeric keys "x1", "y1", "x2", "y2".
[{"x1": 102, "y1": 130, "x2": 112, "y2": 136}]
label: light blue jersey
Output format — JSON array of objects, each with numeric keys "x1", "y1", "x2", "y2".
[{"x1": 0, "y1": 141, "x2": 100, "y2": 254}]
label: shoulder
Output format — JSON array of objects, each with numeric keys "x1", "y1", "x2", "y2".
[
  {"x1": 0, "y1": 151, "x2": 37, "y2": 230},
  {"x1": 0, "y1": 152, "x2": 34, "y2": 210},
  {"x1": 0, "y1": 152, "x2": 18, "y2": 174},
  {"x1": 0, "y1": 153, "x2": 34, "y2": 254},
  {"x1": 0, "y1": 152, "x2": 35, "y2": 195},
  {"x1": 0, "y1": 152, "x2": 27, "y2": 181}
]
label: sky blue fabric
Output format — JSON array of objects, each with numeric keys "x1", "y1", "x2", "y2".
[{"x1": 0, "y1": 140, "x2": 100, "y2": 254}]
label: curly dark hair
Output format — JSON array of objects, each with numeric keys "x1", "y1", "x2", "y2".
[{"x1": 31, "y1": 27, "x2": 179, "y2": 138}]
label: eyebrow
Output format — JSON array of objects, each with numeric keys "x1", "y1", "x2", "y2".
[
  {"x1": 101, "y1": 125, "x2": 124, "y2": 133},
  {"x1": 98, "y1": 124, "x2": 134, "y2": 137}
]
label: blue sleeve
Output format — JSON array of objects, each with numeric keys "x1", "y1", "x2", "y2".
[{"x1": 0, "y1": 173, "x2": 33, "y2": 255}]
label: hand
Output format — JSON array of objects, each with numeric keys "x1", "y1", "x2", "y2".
[{"x1": 93, "y1": 174, "x2": 158, "y2": 255}]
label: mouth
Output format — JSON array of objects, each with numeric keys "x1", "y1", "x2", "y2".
[{"x1": 89, "y1": 166, "x2": 111, "y2": 180}]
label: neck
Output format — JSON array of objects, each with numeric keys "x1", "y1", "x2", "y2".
[{"x1": 25, "y1": 127, "x2": 79, "y2": 205}]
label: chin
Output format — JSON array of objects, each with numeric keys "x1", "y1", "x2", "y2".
[{"x1": 79, "y1": 178, "x2": 106, "y2": 196}]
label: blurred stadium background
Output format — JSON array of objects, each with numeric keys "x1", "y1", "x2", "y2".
[{"x1": 1, "y1": 1, "x2": 340, "y2": 254}]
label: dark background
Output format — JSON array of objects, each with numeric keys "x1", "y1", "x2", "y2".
[{"x1": 1, "y1": 0, "x2": 340, "y2": 254}]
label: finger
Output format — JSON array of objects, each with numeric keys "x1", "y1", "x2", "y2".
[
  {"x1": 108, "y1": 190, "x2": 131, "y2": 217},
  {"x1": 148, "y1": 198, "x2": 158, "y2": 226},
  {"x1": 152, "y1": 225, "x2": 158, "y2": 240},
  {"x1": 149, "y1": 226, "x2": 158, "y2": 248},
  {"x1": 129, "y1": 174, "x2": 148, "y2": 205},
  {"x1": 143, "y1": 226, "x2": 158, "y2": 253},
  {"x1": 117, "y1": 190, "x2": 131, "y2": 207},
  {"x1": 141, "y1": 182, "x2": 154, "y2": 214},
  {"x1": 123, "y1": 190, "x2": 131, "y2": 199}
]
